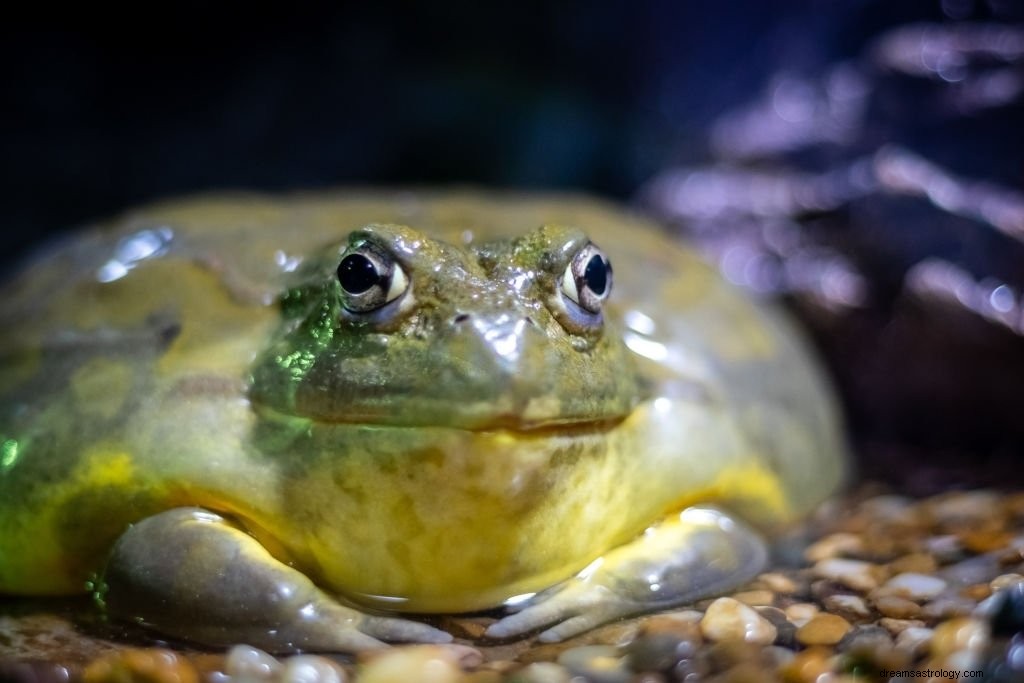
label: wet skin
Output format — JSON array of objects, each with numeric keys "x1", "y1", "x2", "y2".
[{"x1": 0, "y1": 191, "x2": 846, "y2": 652}]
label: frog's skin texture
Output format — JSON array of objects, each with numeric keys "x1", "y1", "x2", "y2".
[{"x1": 0, "y1": 191, "x2": 847, "y2": 652}]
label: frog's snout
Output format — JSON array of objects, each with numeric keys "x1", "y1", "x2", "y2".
[{"x1": 448, "y1": 310, "x2": 544, "y2": 368}]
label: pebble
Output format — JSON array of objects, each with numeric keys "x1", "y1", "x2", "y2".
[
  {"x1": 992, "y1": 573, "x2": 1024, "y2": 591},
  {"x1": 925, "y1": 534, "x2": 965, "y2": 562},
  {"x1": 625, "y1": 633, "x2": 698, "y2": 673},
  {"x1": 784, "y1": 602, "x2": 820, "y2": 627},
  {"x1": 878, "y1": 617, "x2": 926, "y2": 635},
  {"x1": 795, "y1": 614, "x2": 852, "y2": 646},
  {"x1": 757, "y1": 572, "x2": 798, "y2": 594},
  {"x1": 873, "y1": 595, "x2": 922, "y2": 619},
  {"x1": 888, "y1": 552, "x2": 938, "y2": 575},
  {"x1": 82, "y1": 649, "x2": 200, "y2": 683},
  {"x1": 225, "y1": 645, "x2": 282, "y2": 682},
  {"x1": 881, "y1": 572, "x2": 948, "y2": 601},
  {"x1": 804, "y1": 532, "x2": 865, "y2": 562},
  {"x1": 779, "y1": 647, "x2": 833, "y2": 683},
  {"x1": 700, "y1": 597, "x2": 778, "y2": 645},
  {"x1": 894, "y1": 626, "x2": 934, "y2": 657},
  {"x1": 281, "y1": 656, "x2": 347, "y2": 683},
  {"x1": 930, "y1": 617, "x2": 989, "y2": 656},
  {"x1": 557, "y1": 645, "x2": 630, "y2": 683},
  {"x1": 358, "y1": 645, "x2": 474, "y2": 683},
  {"x1": 822, "y1": 594, "x2": 871, "y2": 621},
  {"x1": 986, "y1": 582, "x2": 1024, "y2": 636},
  {"x1": 813, "y1": 558, "x2": 882, "y2": 591},
  {"x1": 920, "y1": 595, "x2": 978, "y2": 620},
  {"x1": 730, "y1": 589, "x2": 775, "y2": 606},
  {"x1": 505, "y1": 662, "x2": 571, "y2": 683}
]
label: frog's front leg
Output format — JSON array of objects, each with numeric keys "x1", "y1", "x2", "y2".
[
  {"x1": 486, "y1": 506, "x2": 767, "y2": 643},
  {"x1": 101, "y1": 508, "x2": 452, "y2": 653}
]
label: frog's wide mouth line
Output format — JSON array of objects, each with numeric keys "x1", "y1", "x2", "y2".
[{"x1": 252, "y1": 402, "x2": 629, "y2": 436}]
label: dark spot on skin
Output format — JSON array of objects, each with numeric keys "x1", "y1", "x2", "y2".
[
  {"x1": 453, "y1": 313, "x2": 470, "y2": 324},
  {"x1": 159, "y1": 322, "x2": 182, "y2": 346}
]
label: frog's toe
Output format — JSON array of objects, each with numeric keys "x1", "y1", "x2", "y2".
[
  {"x1": 485, "y1": 583, "x2": 618, "y2": 640},
  {"x1": 361, "y1": 615, "x2": 453, "y2": 644}
]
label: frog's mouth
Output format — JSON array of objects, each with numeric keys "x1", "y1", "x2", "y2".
[{"x1": 253, "y1": 400, "x2": 633, "y2": 434}]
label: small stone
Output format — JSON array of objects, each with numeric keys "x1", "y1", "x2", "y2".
[
  {"x1": 888, "y1": 552, "x2": 938, "y2": 575},
  {"x1": 730, "y1": 589, "x2": 774, "y2": 606},
  {"x1": 804, "y1": 532, "x2": 865, "y2": 562},
  {"x1": 930, "y1": 491, "x2": 1000, "y2": 524},
  {"x1": 961, "y1": 583, "x2": 993, "y2": 601},
  {"x1": 882, "y1": 572, "x2": 947, "y2": 601},
  {"x1": 813, "y1": 558, "x2": 882, "y2": 591},
  {"x1": 281, "y1": 656, "x2": 347, "y2": 683},
  {"x1": 878, "y1": 618, "x2": 926, "y2": 635},
  {"x1": 700, "y1": 597, "x2": 777, "y2": 645},
  {"x1": 960, "y1": 529, "x2": 1014, "y2": 554},
  {"x1": 640, "y1": 611, "x2": 703, "y2": 641},
  {"x1": 925, "y1": 534, "x2": 965, "y2": 563},
  {"x1": 795, "y1": 613, "x2": 852, "y2": 646},
  {"x1": 0, "y1": 662, "x2": 74, "y2": 683},
  {"x1": 784, "y1": 602, "x2": 820, "y2": 627},
  {"x1": 991, "y1": 573, "x2": 1024, "y2": 591},
  {"x1": 920, "y1": 596, "x2": 977, "y2": 620},
  {"x1": 557, "y1": 645, "x2": 630, "y2": 683},
  {"x1": 626, "y1": 633, "x2": 698, "y2": 673},
  {"x1": 823, "y1": 594, "x2": 871, "y2": 621},
  {"x1": 894, "y1": 626, "x2": 934, "y2": 658},
  {"x1": 757, "y1": 572, "x2": 798, "y2": 594},
  {"x1": 505, "y1": 662, "x2": 571, "y2": 683},
  {"x1": 930, "y1": 617, "x2": 988, "y2": 657},
  {"x1": 358, "y1": 645, "x2": 475, "y2": 683},
  {"x1": 224, "y1": 645, "x2": 282, "y2": 682},
  {"x1": 779, "y1": 647, "x2": 833, "y2": 683},
  {"x1": 83, "y1": 649, "x2": 200, "y2": 683},
  {"x1": 836, "y1": 624, "x2": 893, "y2": 653},
  {"x1": 873, "y1": 595, "x2": 922, "y2": 619}
]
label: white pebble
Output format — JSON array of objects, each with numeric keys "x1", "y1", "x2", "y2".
[
  {"x1": 813, "y1": 558, "x2": 880, "y2": 591},
  {"x1": 359, "y1": 645, "x2": 474, "y2": 683},
  {"x1": 225, "y1": 645, "x2": 282, "y2": 683},
  {"x1": 991, "y1": 573, "x2": 1024, "y2": 591},
  {"x1": 895, "y1": 627, "x2": 934, "y2": 657},
  {"x1": 784, "y1": 602, "x2": 820, "y2": 627},
  {"x1": 883, "y1": 573, "x2": 948, "y2": 601},
  {"x1": 823, "y1": 594, "x2": 871, "y2": 618},
  {"x1": 700, "y1": 597, "x2": 777, "y2": 645},
  {"x1": 804, "y1": 532, "x2": 864, "y2": 562},
  {"x1": 281, "y1": 656, "x2": 346, "y2": 683}
]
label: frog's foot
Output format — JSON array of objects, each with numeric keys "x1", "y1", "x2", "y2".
[
  {"x1": 486, "y1": 506, "x2": 767, "y2": 643},
  {"x1": 102, "y1": 507, "x2": 451, "y2": 653}
]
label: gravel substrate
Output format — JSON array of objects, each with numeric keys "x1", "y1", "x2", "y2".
[{"x1": 5, "y1": 484, "x2": 1024, "y2": 682}]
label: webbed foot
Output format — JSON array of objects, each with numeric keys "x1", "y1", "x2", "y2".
[
  {"x1": 102, "y1": 507, "x2": 451, "y2": 653},
  {"x1": 486, "y1": 507, "x2": 767, "y2": 642}
]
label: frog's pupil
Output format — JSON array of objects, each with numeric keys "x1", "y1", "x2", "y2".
[
  {"x1": 583, "y1": 255, "x2": 607, "y2": 296},
  {"x1": 338, "y1": 254, "x2": 379, "y2": 294}
]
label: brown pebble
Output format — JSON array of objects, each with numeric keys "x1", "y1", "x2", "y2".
[
  {"x1": 920, "y1": 596, "x2": 978, "y2": 620},
  {"x1": 888, "y1": 552, "x2": 938, "y2": 575},
  {"x1": 463, "y1": 672, "x2": 503, "y2": 683},
  {"x1": 812, "y1": 558, "x2": 883, "y2": 591},
  {"x1": 873, "y1": 595, "x2": 921, "y2": 619},
  {"x1": 959, "y1": 529, "x2": 1013, "y2": 553},
  {"x1": 731, "y1": 589, "x2": 775, "y2": 606},
  {"x1": 930, "y1": 617, "x2": 989, "y2": 657},
  {"x1": 804, "y1": 532, "x2": 865, "y2": 562},
  {"x1": 83, "y1": 649, "x2": 199, "y2": 683},
  {"x1": 878, "y1": 617, "x2": 926, "y2": 635},
  {"x1": 700, "y1": 597, "x2": 777, "y2": 645},
  {"x1": 779, "y1": 646, "x2": 833, "y2": 683},
  {"x1": 757, "y1": 572, "x2": 798, "y2": 594},
  {"x1": 991, "y1": 573, "x2": 1024, "y2": 591},
  {"x1": 795, "y1": 613, "x2": 852, "y2": 646},
  {"x1": 960, "y1": 583, "x2": 992, "y2": 601},
  {"x1": 640, "y1": 612, "x2": 704, "y2": 641}
]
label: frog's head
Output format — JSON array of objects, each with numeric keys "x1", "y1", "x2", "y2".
[{"x1": 250, "y1": 223, "x2": 641, "y2": 430}]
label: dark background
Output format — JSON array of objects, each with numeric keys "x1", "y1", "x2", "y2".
[{"x1": 3, "y1": 1, "x2": 1024, "y2": 491}]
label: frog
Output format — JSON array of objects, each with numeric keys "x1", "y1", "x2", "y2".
[{"x1": 0, "y1": 190, "x2": 847, "y2": 653}]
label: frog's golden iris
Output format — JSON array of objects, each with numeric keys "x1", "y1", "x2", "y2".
[{"x1": 0, "y1": 191, "x2": 846, "y2": 652}]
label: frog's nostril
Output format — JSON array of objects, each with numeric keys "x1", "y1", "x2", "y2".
[{"x1": 453, "y1": 313, "x2": 471, "y2": 324}]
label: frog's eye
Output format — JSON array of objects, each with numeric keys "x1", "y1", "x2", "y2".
[
  {"x1": 560, "y1": 243, "x2": 612, "y2": 314},
  {"x1": 336, "y1": 243, "x2": 409, "y2": 313}
]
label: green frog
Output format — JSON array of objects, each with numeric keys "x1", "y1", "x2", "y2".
[{"x1": 0, "y1": 191, "x2": 846, "y2": 652}]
